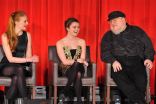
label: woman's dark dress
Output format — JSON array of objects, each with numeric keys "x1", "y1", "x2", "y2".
[
  {"x1": 58, "y1": 46, "x2": 84, "y2": 76},
  {"x1": 0, "y1": 31, "x2": 30, "y2": 76}
]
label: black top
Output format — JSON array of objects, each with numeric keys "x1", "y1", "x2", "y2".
[
  {"x1": 112, "y1": 24, "x2": 138, "y2": 56},
  {"x1": 0, "y1": 31, "x2": 28, "y2": 70},
  {"x1": 70, "y1": 49, "x2": 76, "y2": 59},
  {"x1": 100, "y1": 23, "x2": 155, "y2": 64}
]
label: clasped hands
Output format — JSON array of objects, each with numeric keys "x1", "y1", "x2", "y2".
[
  {"x1": 77, "y1": 58, "x2": 88, "y2": 66},
  {"x1": 112, "y1": 59, "x2": 153, "y2": 72},
  {"x1": 29, "y1": 55, "x2": 39, "y2": 63}
]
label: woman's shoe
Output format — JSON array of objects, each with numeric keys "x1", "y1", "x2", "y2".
[
  {"x1": 58, "y1": 100, "x2": 64, "y2": 104},
  {"x1": 58, "y1": 93, "x2": 65, "y2": 104},
  {"x1": 23, "y1": 97, "x2": 28, "y2": 99},
  {"x1": 58, "y1": 87, "x2": 71, "y2": 104}
]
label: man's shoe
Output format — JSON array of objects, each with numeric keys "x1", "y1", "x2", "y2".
[{"x1": 129, "y1": 100, "x2": 147, "y2": 104}]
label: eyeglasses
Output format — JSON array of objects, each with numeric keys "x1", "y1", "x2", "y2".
[{"x1": 108, "y1": 17, "x2": 123, "y2": 24}]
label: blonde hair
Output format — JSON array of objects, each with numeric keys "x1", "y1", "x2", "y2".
[{"x1": 6, "y1": 11, "x2": 26, "y2": 52}]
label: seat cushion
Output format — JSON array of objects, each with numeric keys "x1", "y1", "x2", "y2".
[
  {"x1": 53, "y1": 77, "x2": 95, "y2": 86},
  {"x1": 0, "y1": 77, "x2": 34, "y2": 86}
]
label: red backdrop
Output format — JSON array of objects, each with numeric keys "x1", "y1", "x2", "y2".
[{"x1": 0, "y1": 0, "x2": 156, "y2": 103}]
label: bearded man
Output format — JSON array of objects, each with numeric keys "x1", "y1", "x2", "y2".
[{"x1": 100, "y1": 11, "x2": 155, "y2": 104}]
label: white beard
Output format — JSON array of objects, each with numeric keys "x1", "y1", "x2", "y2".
[
  {"x1": 111, "y1": 24, "x2": 127, "y2": 35},
  {"x1": 111, "y1": 29, "x2": 121, "y2": 35}
]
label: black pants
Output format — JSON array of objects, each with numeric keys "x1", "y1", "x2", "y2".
[{"x1": 111, "y1": 56, "x2": 147, "y2": 103}]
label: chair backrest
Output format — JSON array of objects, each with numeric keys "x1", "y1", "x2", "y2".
[
  {"x1": 48, "y1": 46, "x2": 61, "y2": 63},
  {"x1": 85, "y1": 46, "x2": 91, "y2": 62},
  {"x1": 0, "y1": 45, "x2": 4, "y2": 62},
  {"x1": 48, "y1": 46, "x2": 91, "y2": 62}
]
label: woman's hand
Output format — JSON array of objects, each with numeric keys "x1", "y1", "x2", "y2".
[
  {"x1": 77, "y1": 58, "x2": 88, "y2": 66},
  {"x1": 77, "y1": 58, "x2": 84, "y2": 63},
  {"x1": 31, "y1": 55, "x2": 39, "y2": 62},
  {"x1": 83, "y1": 61, "x2": 88, "y2": 66},
  {"x1": 27, "y1": 55, "x2": 39, "y2": 63}
]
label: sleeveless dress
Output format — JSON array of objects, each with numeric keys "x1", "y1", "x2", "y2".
[
  {"x1": 0, "y1": 31, "x2": 30, "y2": 76},
  {"x1": 58, "y1": 46, "x2": 84, "y2": 77}
]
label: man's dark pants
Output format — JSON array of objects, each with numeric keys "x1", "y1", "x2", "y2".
[{"x1": 111, "y1": 56, "x2": 147, "y2": 103}]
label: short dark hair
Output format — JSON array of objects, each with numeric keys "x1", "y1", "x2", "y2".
[{"x1": 65, "y1": 17, "x2": 79, "y2": 32}]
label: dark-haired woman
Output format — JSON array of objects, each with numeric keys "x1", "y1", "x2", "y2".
[
  {"x1": 0, "y1": 11, "x2": 39, "y2": 101},
  {"x1": 56, "y1": 17, "x2": 88, "y2": 104}
]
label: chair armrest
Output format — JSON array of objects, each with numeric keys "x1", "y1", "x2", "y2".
[
  {"x1": 106, "y1": 63, "x2": 111, "y2": 85},
  {"x1": 86, "y1": 62, "x2": 97, "y2": 85},
  {"x1": 49, "y1": 61, "x2": 59, "y2": 85},
  {"x1": 86, "y1": 62, "x2": 97, "y2": 76},
  {"x1": 146, "y1": 66, "x2": 150, "y2": 87},
  {"x1": 31, "y1": 63, "x2": 36, "y2": 86},
  {"x1": 92, "y1": 62, "x2": 97, "y2": 86}
]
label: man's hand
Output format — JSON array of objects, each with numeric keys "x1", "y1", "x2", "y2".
[
  {"x1": 144, "y1": 59, "x2": 153, "y2": 69},
  {"x1": 112, "y1": 61, "x2": 122, "y2": 72}
]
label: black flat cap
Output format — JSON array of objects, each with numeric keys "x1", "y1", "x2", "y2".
[{"x1": 107, "y1": 11, "x2": 125, "y2": 21}]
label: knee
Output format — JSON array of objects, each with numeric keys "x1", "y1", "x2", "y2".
[
  {"x1": 17, "y1": 67, "x2": 24, "y2": 74},
  {"x1": 11, "y1": 76, "x2": 17, "y2": 85},
  {"x1": 74, "y1": 62, "x2": 82, "y2": 66},
  {"x1": 12, "y1": 76, "x2": 17, "y2": 80},
  {"x1": 111, "y1": 72, "x2": 122, "y2": 79},
  {"x1": 73, "y1": 62, "x2": 83, "y2": 69},
  {"x1": 77, "y1": 72, "x2": 82, "y2": 79},
  {"x1": 136, "y1": 75, "x2": 147, "y2": 85}
]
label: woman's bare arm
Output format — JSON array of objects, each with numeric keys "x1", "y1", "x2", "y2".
[
  {"x1": 1, "y1": 33, "x2": 38, "y2": 63},
  {"x1": 26, "y1": 32, "x2": 32, "y2": 58},
  {"x1": 56, "y1": 40, "x2": 75, "y2": 65},
  {"x1": 77, "y1": 39, "x2": 88, "y2": 66}
]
